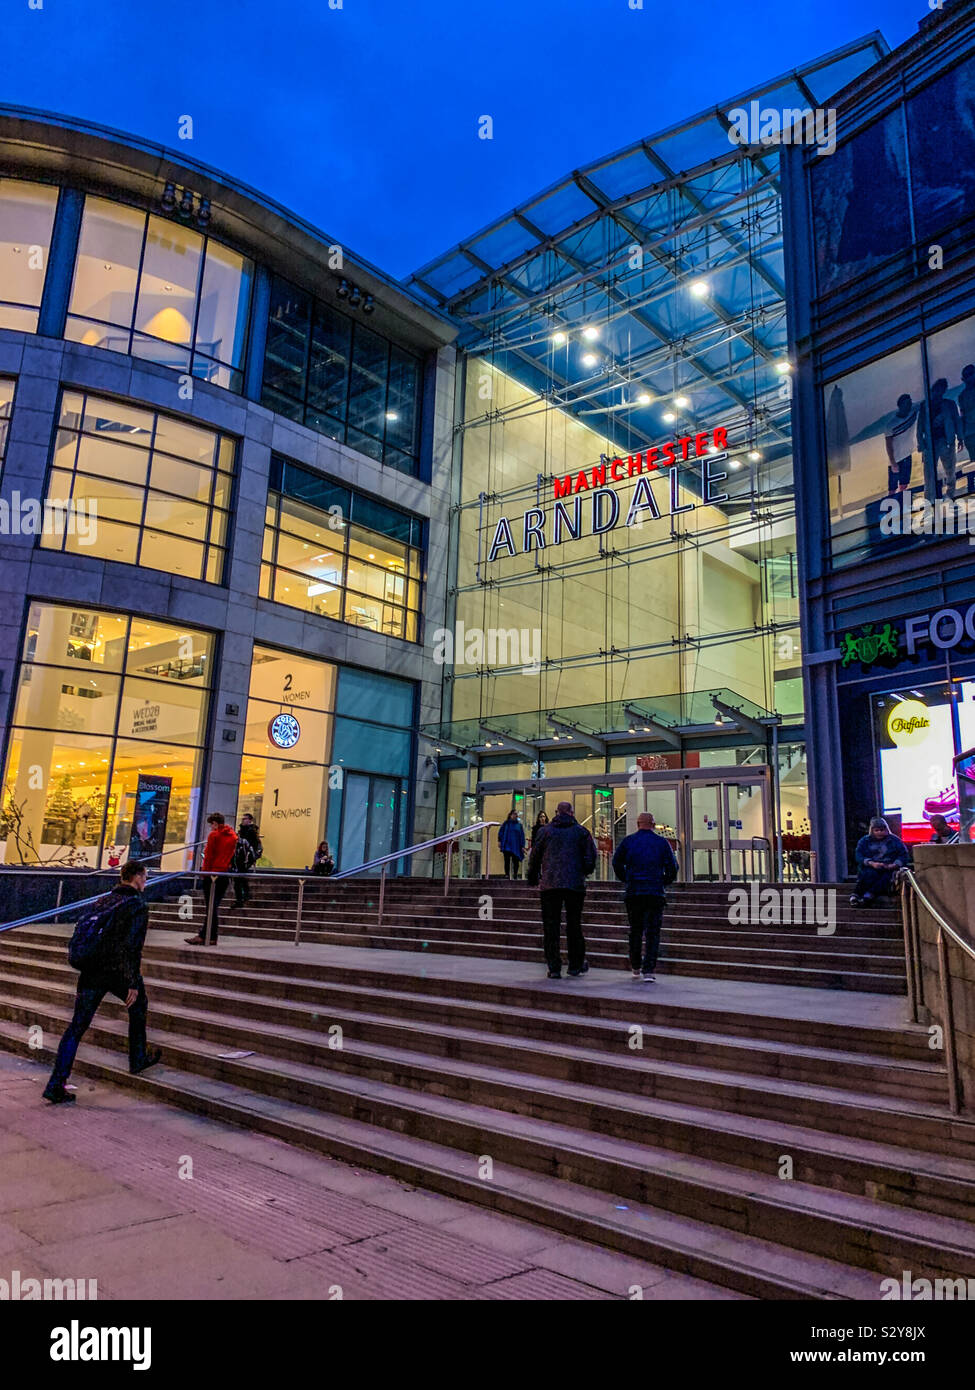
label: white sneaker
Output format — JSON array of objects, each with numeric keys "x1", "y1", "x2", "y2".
[
  {"x1": 631, "y1": 969, "x2": 642, "y2": 980},
  {"x1": 641, "y1": 972, "x2": 656, "y2": 983}
]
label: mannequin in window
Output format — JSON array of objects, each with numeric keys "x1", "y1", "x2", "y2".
[
  {"x1": 917, "y1": 377, "x2": 960, "y2": 502},
  {"x1": 958, "y1": 364, "x2": 975, "y2": 473},
  {"x1": 884, "y1": 394, "x2": 918, "y2": 496}
]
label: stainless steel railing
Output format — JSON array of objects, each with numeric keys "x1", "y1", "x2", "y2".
[{"x1": 900, "y1": 867, "x2": 975, "y2": 1114}]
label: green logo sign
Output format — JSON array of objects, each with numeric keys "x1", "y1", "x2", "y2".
[{"x1": 839, "y1": 622, "x2": 900, "y2": 669}]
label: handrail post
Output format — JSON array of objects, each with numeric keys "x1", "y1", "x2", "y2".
[
  {"x1": 937, "y1": 927, "x2": 962, "y2": 1114},
  {"x1": 294, "y1": 877, "x2": 305, "y2": 946},
  {"x1": 481, "y1": 823, "x2": 489, "y2": 879},
  {"x1": 378, "y1": 864, "x2": 386, "y2": 927},
  {"x1": 444, "y1": 841, "x2": 453, "y2": 898},
  {"x1": 54, "y1": 877, "x2": 63, "y2": 924},
  {"x1": 901, "y1": 880, "x2": 919, "y2": 1024},
  {"x1": 203, "y1": 873, "x2": 216, "y2": 947}
]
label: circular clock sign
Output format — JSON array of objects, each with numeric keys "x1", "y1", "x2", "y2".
[{"x1": 268, "y1": 712, "x2": 300, "y2": 749}]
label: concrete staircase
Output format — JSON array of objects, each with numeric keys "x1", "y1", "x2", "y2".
[
  {"x1": 1, "y1": 921, "x2": 972, "y2": 1300},
  {"x1": 147, "y1": 877, "x2": 907, "y2": 994}
]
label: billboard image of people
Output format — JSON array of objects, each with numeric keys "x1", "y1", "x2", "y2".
[{"x1": 128, "y1": 774, "x2": 173, "y2": 868}]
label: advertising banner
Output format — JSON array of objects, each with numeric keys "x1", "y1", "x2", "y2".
[{"x1": 128, "y1": 774, "x2": 173, "y2": 868}]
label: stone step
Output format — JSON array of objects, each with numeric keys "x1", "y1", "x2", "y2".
[
  {"x1": 147, "y1": 919, "x2": 908, "y2": 993},
  {"x1": 5, "y1": 994, "x2": 974, "y2": 1285},
  {"x1": 0, "y1": 950, "x2": 945, "y2": 1107},
  {"x1": 0, "y1": 1017, "x2": 881, "y2": 1300}
]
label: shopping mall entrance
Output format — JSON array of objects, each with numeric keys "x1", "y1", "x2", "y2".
[{"x1": 463, "y1": 766, "x2": 773, "y2": 882}]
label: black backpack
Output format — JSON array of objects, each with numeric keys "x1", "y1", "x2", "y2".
[
  {"x1": 232, "y1": 837, "x2": 256, "y2": 872},
  {"x1": 67, "y1": 892, "x2": 124, "y2": 972}
]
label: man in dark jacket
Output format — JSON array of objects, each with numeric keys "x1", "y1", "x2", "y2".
[
  {"x1": 525, "y1": 800, "x2": 597, "y2": 979},
  {"x1": 43, "y1": 861, "x2": 161, "y2": 1104},
  {"x1": 232, "y1": 813, "x2": 263, "y2": 908},
  {"x1": 851, "y1": 817, "x2": 910, "y2": 906},
  {"x1": 612, "y1": 812, "x2": 679, "y2": 981}
]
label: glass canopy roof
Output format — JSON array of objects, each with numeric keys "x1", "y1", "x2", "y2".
[
  {"x1": 421, "y1": 688, "x2": 777, "y2": 755},
  {"x1": 406, "y1": 34, "x2": 887, "y2": 462}
]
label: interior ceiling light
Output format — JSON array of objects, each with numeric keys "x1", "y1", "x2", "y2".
[
  {"x1": 637, "y1": 392, "x2": 651, "y2": 405},
  {"x1": 748, "y1": 449, "x2": 761, "y2": 461},
  {"x1": 662, "y1": 411, "x2": 676, "y2": 423},
  {"x1": 674, "y1": 395, "x2": 690, "y2": 409},
  {"x1": 582, "y1": 353, "x2": 597, "y2": 367},
  {"x1": 775, "y1": 361, "x2": 792, "y2": 374},
  {"x1": 728, "y1": 458, "x2": 742, "y2": 470},
  {"x1": 552, "y1": 331, "x2": 567, "y2": 345},
  {"x1": 689, "y1": 279, "x2": 710, "y2": 298},
  {"x1": 582, "y1": 326, "x2": 599, "y2": 340}
]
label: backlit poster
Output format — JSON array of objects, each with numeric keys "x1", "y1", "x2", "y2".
[{"x1": 128, "y1": 773, "x2": 173, "y2": 867}]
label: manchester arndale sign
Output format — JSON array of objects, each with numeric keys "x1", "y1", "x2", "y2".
[{"x1": 487, "y1": 428, "x2": 732, "y2": 560}]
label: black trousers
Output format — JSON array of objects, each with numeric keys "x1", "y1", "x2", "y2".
[
  {"x1": 201, "y1": 876, "x2": 229, "y2": 942},
  {"x1": 855, "y1": 865, "x2": 895, "y2": 898},
  {"x1": 539, "y1": 889, "x2": 586, "y2": 972},
  {"x1": 625, "y1": 893, "x2": 665, "y2": 972},
  {"x1": 234, "y1": 870, "x2": 251, "y2": 908},
  {"x1": 502, "y1": 851, "x2": 521, "y2": 879},
  {"x1": 47, "y1": 974, "x2": 148, "y2": 1090}
]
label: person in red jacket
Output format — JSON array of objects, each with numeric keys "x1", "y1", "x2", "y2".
[{"x1": 185, "y1": 812, "x2": 238, "y2": 946}]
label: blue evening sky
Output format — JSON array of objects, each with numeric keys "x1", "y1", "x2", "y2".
[{"x1": 3, "y1": 0, "x2": 926, "y2": 280}]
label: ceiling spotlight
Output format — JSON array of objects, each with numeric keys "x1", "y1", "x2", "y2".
[
  {"x1": 662, "y1": 410, "x2": 676, "y2": 424},
  {"x1": 714, "y1": 710, "x2": 725, "y2": 726},
  {"x1": 160, "y1": 181, "x2": 177, "y2": 213},
  {"x1": 674, "y1": 395, "x2": 690, "y2": 409},
  {"x1": 336, "y1": 279, "x2": 350, "y2": 299},
  {"x1": 362, "y1": 294, "x2": 375, "y2": 314},
  {"x1": 386, "y1": 411, "x2": 399, "y2": 421},
  {"x1": 552, "y1": 331, "x2": 567, "y2": 345},
  {"x1": 177, "y1": 188, "x2": 194, "y2": 219},
  {"x1": 689, "y1": 279, "x2": 710, "y2": 298},
  {"x1": 775, "y1": 360, "x2": 792, "y2": 374},
  {"x1": 196, "y1": 197, "x2": 211, "y2": 229},
  {"x1": 582, "y1": 325, "x2": 599, "y2": 340},
  {"x1": 748, "y1": 449, "x2": 761, "y2": 461},
  {"x1": 582, "y1": 352, "x2": 598, "y2": 367},
  {"x1": 728, "y1": 458, "x2": 742, "y2": 470},
  {"x1": 349, "y1": 286, "x2": 362, "y2": 308},
  {"x1": 637, "y1": 392, "x2": 651, "y2": 405}
]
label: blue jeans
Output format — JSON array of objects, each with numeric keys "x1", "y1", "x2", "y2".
[{"x1": 46, "y1": 974, "x2": 148, "y2": 1090}]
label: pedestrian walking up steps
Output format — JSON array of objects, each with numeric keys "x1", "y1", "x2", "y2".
[
  {"x1": 1, "y1": 923, "x2": 973, "y2": 1300},
  {"x1": 148, "y1": 876, "x2": 907, "y2": 995}
]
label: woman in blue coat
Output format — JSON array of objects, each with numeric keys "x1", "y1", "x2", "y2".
[{"x1": 497, "y1": 811, "x2": 526, "y2": 879}]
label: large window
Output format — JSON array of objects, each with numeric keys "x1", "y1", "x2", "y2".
[
  {"x1": 238, "y1": 645, "x2": 413, "y2": 870},
  {"x1": 0, "y1": 604, "x2": 213, "y2": 867},
  {"x1": 41, "y1": 390, "x2": 235, "y2": 583},
  {"x1": 824, "y1": 313, "x2": 975, "y2": 565},
  {"x1": 261, "y1": 456, "x2": 423, "y2": 640},
  {"x1": 262, "y1": 276, "x2": 422, "y2": 474},
  {"x1": 0, "y1": 378, "x2": 14, "y2": 463},
  {"x1": 0, "y1": 179, "x2": 58, "y2": 333},
  {"x1": 65, "y1": 197, "x2": 252, "y2": 391}
]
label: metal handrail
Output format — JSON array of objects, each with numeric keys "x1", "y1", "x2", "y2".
[
  {"x1": 1, "y1": 822, "x2": 503, "y2": 946},
  {"x1": 900, "y1": 867, "x2": 975, "y2": 1114},
  {"x1": 331, "y1": 821, "x2": 500, "y2": 879}
]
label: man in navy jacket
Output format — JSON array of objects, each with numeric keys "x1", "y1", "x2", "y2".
[
  {"x1": 612, "y1": 812, "x2": 679, "y2": 981},
  {"x1": 525, "y1": 801, "x2": 597, "y2": 978}
]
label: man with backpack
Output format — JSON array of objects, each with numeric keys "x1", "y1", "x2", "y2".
[
  {"x1": 185, "y1": 812, "x2": 237, "y2": 946},
  {"x1": 43, "y1": 860, "x2": 160, "y2": 1105},
  {"x1": 231, "y1": 813, "x2": 262, "y2": 909}
]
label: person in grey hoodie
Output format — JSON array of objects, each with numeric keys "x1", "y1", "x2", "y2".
[{"x1": 525, "y1": 800, "x2": 597, "y2": 979}]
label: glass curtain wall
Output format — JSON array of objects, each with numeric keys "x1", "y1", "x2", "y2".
[
  {"x1": 0, "y1": 603, "x2": 213, "y2": 867},
  {"x1": 262, "y1": 275, "x2": 423, "y2": 474},
  {"x1": 65, "y1": 196, "x2": 252, "y2": 389},
  {"x1": 453, "y1": 359, "x2": 799, "y2": 726},
  {"x1": 238, "y1": 646, "x2": 415, "y2": 869},
  {"x1": 41, "y1": 390, "x2": 235, "y2": 582},
  {"x1": 0, "y1": 377, "x2": 14, "y2": 462},
  {"x1": 0, "y1": 179, "x2": 58, "y2": 332},
  {"x1": 260, "y1": 457, "x2": 423, "y2": 639}
]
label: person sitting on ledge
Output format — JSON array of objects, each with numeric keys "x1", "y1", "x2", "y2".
[{"x1": 850, "y1": 817, "x2": 910, "y2": 907}]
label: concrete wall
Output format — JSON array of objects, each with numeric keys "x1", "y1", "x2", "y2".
[{"x1": 911, "y1": 843, "x2": 975, "y2": 1111}]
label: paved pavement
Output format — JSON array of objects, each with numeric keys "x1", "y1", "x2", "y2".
[{"x1": 0, "y1": 1052, "x2": 744, "y2": 1301}]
